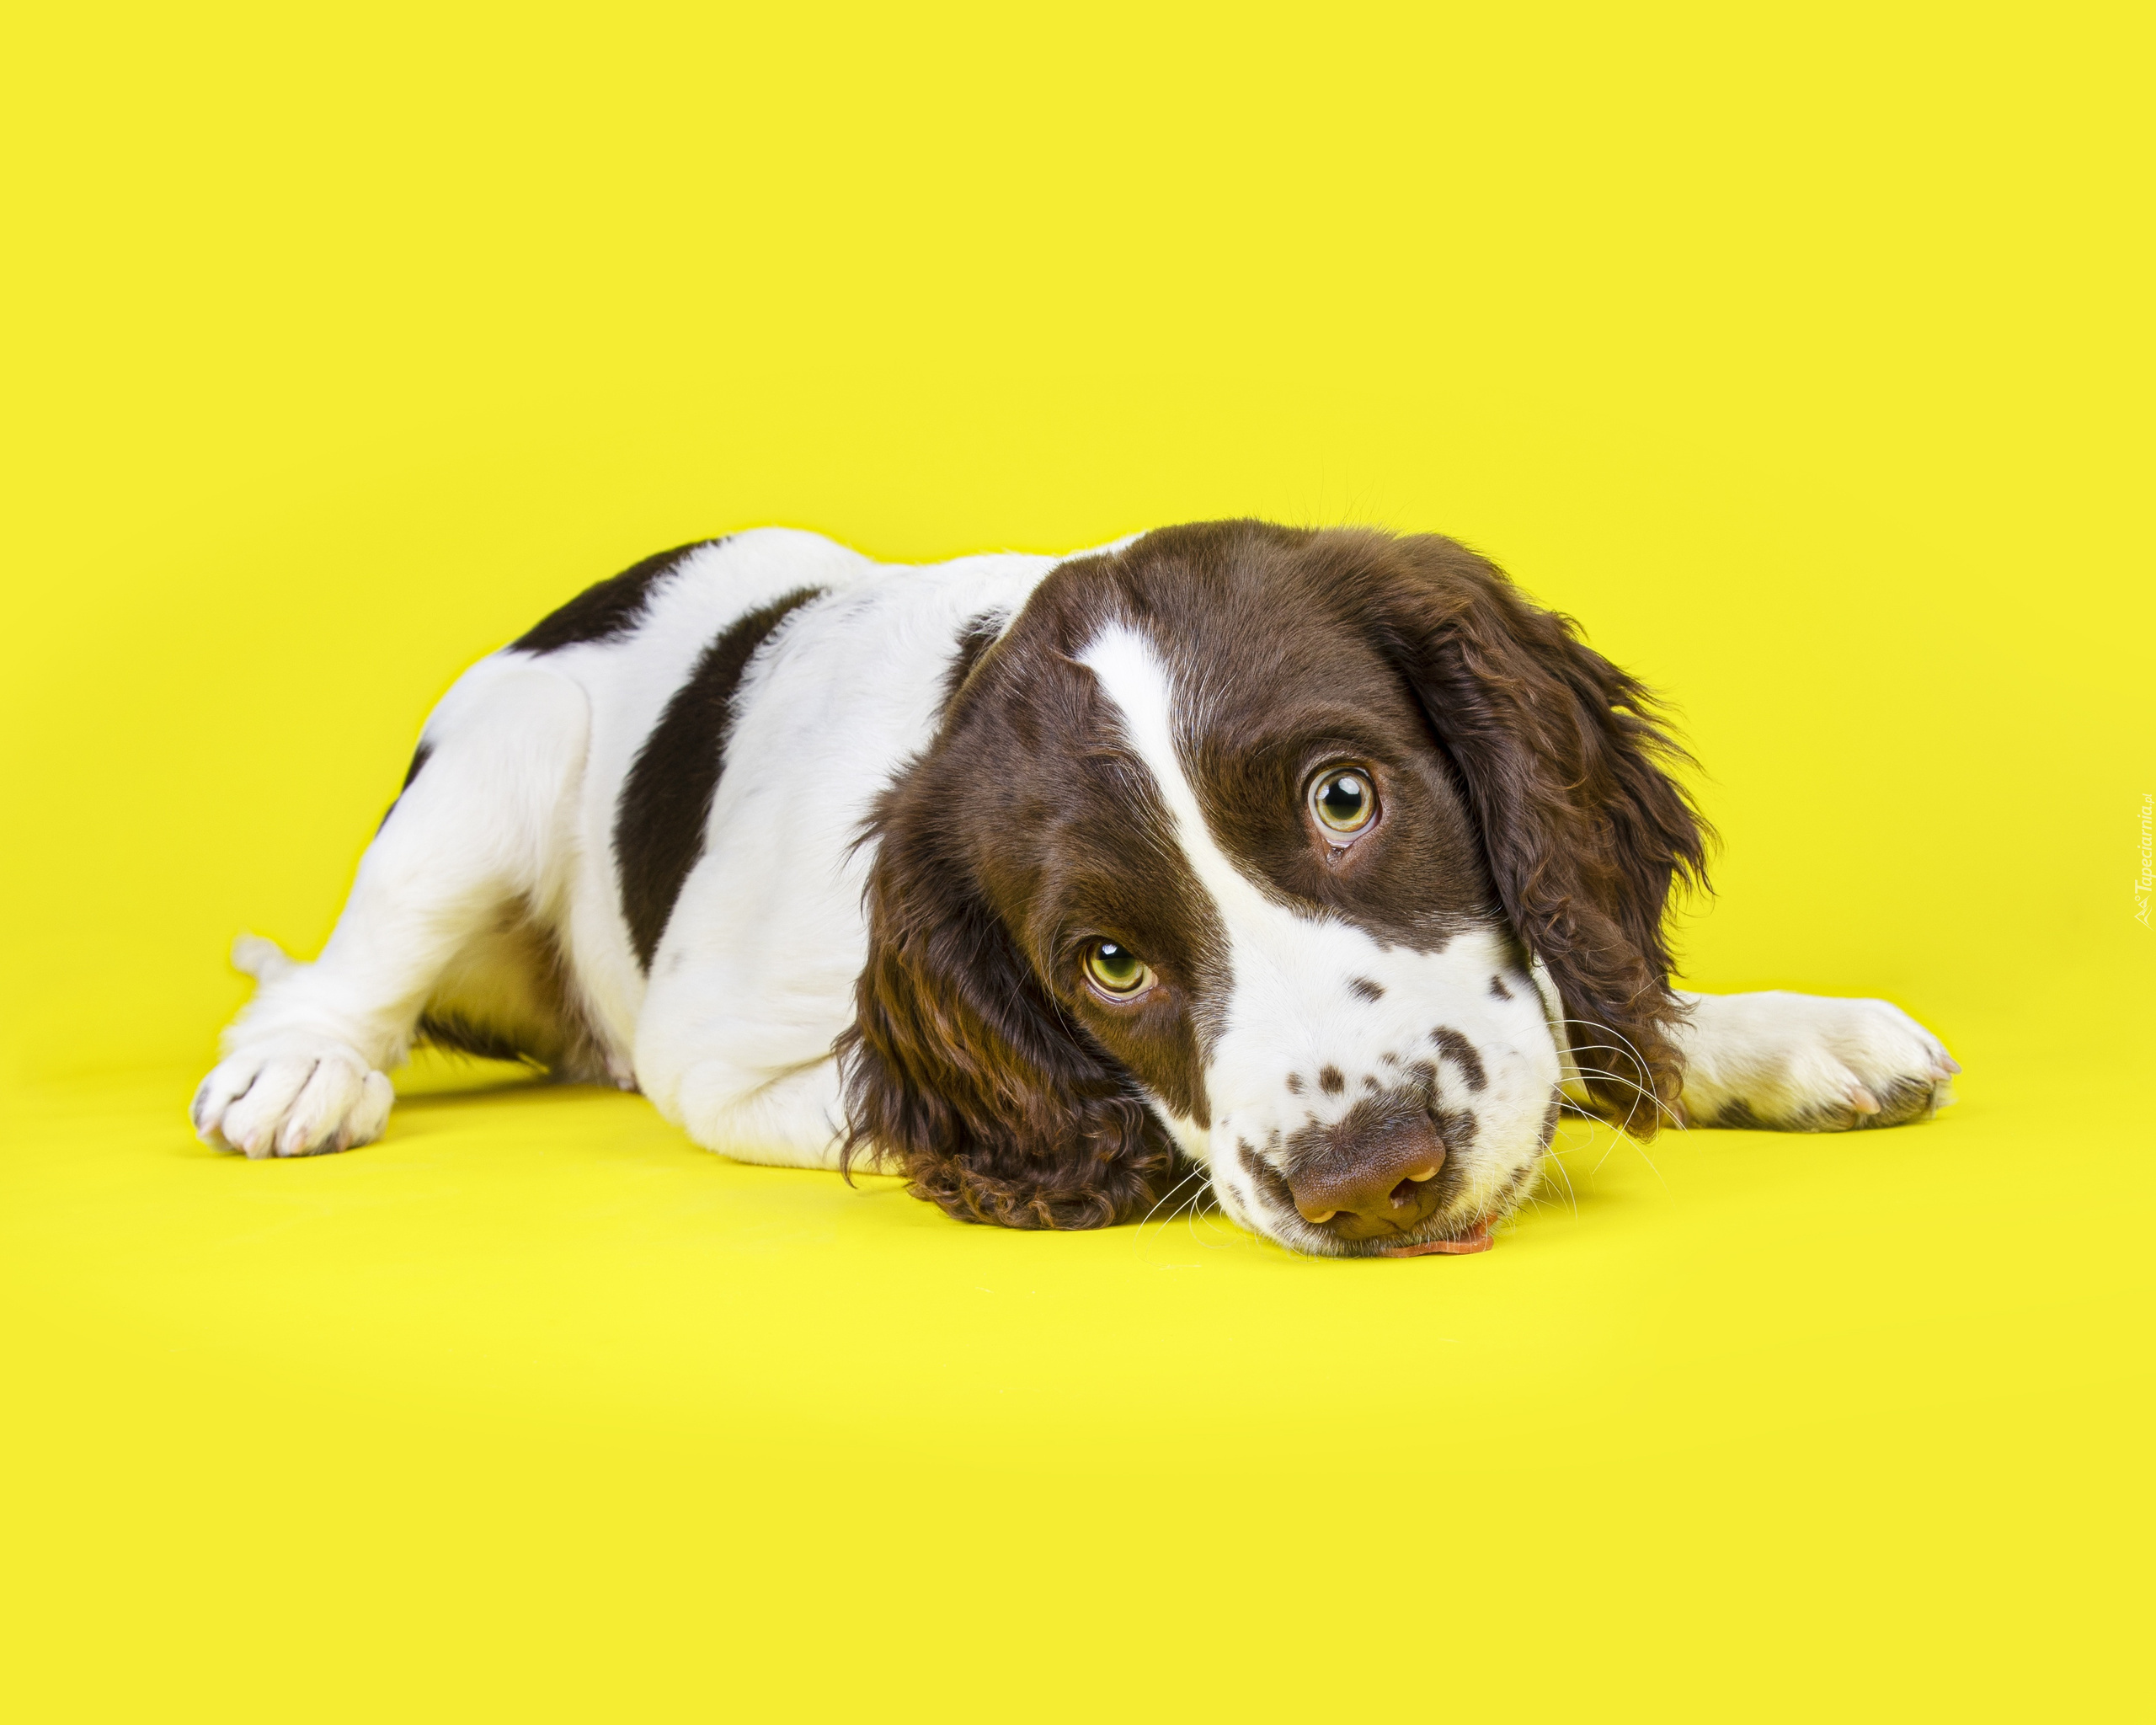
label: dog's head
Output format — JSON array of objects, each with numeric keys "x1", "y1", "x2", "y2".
[{"x1": 839, "y1": 522, "x2": 1706, "y2": 1254}]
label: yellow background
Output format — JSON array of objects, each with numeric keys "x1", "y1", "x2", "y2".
[{"x1": 3, "y1": 3, "x2": 2147, "y2": 1718}]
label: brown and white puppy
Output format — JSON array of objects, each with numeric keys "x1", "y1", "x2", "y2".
[{"x1": 194, "y1": 521, "x2": 1958, "y2": 1256}]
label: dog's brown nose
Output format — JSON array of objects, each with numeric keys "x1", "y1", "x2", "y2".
[{"x1": 1285, "y1": 1112, "x2": 1448, "y2": 1238}]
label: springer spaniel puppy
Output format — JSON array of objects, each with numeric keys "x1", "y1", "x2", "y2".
[{"x1": 192, "y1": 523, "x2": 1957, "y2": 1256}]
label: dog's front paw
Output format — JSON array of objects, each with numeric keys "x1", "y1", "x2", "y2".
[
  {"x1": 192, "y1": 1038, "x2": 394, "y2": 1158},
  {"x1": 1680, "y1": 991, "x2": 1959, "y2": 1134}
]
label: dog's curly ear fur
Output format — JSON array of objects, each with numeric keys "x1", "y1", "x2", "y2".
[
  {"x1": 835, "y1": 776, "x2": 1183, "y2": 1230},
  {"x1": 1366, "y1": 533, "x2": 1711, "y2": 1129}
]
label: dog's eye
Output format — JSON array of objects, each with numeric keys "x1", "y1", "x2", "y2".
[
  {"x1": 1083, "y1": 940, "x2": 1155, "y2": 1001},
  {"x1": 1311, "y1": 767, "x2": 1378, "y2": 836}
]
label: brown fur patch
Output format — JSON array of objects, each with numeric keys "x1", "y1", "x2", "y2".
[{"x1": 1428, "y1": 1026, "x2": 1488, "y2": 1092}]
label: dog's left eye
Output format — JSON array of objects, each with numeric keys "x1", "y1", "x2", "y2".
[{"x1": 1310, "y1": 766, "x2": 1378, "y2": 836}]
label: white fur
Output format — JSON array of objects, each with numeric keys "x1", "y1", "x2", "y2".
[
  {"x1": 194, "y1": 528, "x2": 1958, "y2": 1250},
  {"x1": 633, "y1": 548, "x2": 1054, "y2": 1166}
]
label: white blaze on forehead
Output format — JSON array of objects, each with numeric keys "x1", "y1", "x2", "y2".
[
  {"x1": 1076, "y1": 622, "x2": 1392, "y2": 1074},
  {"x1": 1077, "y1": 623, "x2": 1278, "y2": 932}
]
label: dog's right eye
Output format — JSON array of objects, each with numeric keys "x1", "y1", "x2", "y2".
[
  {"x1": 1310, "y1": 766, "x2": 1379, "y2": 838},
  {"x1": 1083, "y1": 940, "x2": 1155, "y2": 1001}
]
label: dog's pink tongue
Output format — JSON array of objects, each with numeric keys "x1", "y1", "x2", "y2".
[{"x1": 1377, "y1": 1219, "x2": 1495, "y2": 1258}]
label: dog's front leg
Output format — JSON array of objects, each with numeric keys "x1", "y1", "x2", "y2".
[
  {"x1": 192, "y1": 660, "x2": 590, "y2": 1158},
  {"x1": 1669, "y1": 991, "x2": 1959, "y2": 1131}
]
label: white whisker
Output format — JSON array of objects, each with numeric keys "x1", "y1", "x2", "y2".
[
  {"x1": 1563, "y1": 1059, "x2": 1689, "y2": 1135},
  {"x1": 1568, "y1": 1067, "x2": 1673, "y2": 1194}
]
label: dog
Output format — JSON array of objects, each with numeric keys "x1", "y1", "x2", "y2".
[{"x1": 192, "y1": 521, "x2": 1957, "y2": 1256}]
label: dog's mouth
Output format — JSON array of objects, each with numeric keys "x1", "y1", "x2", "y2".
[
  {"x1": 1373, "y1": 1215, "x2": 1497, "y2": 1256},
  {"x1": 1242, "y1": 1189, "x2": 1511, "y2": 1258},
  {"x1": 1309, "y1": 1207, "x2": 1499, "y2": 1258}
]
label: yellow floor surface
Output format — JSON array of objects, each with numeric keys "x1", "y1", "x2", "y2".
[
  {"x1": 3, "y1": 1026, "x2": 2140, "y2": 1719},
  {"x1": 5, "y1": 3, "x2": 2148, "y2": 1716}
]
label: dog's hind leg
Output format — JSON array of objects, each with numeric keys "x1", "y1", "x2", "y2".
[{"x1": 192, "y1": 658, "x2": 592, "y2": 1157}]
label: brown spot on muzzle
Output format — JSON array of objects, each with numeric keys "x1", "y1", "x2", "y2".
[{"x1": 1428, "y1": 1027, "x2": 1487, "y2": 1092}]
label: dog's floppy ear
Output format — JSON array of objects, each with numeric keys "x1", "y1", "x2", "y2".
[
  {"x1": 835, "y1": 773, "x2": 1182, "y2": 1229},
  {"x1": 1363, "y1": 533, "x2": 1710, "y2": 1128}
]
